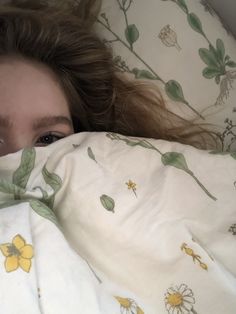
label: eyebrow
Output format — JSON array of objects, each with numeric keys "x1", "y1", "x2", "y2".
[
  {"x1": 32, "y1": 116, "x2": 73, "y2": 130},
  {"x1": 0, "y1": 115, "x2": 73, "y2": 129}
]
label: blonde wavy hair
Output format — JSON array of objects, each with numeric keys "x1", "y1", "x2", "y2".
[{"x1": 0, "y1": 0, "x2": 221, "y2": 149}]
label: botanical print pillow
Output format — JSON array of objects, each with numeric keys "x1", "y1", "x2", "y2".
[{"x1": 95, "y1": 0, "x2": 236, "y2": 151}]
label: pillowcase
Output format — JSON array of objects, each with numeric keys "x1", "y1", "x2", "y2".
[{"x1": 95, "y1": 0, "x2": 236, "y2": 151}]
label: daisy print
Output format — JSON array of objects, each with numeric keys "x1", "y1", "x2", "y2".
[{"x1": 164, "y1": 283, "x2": 197, "y2": 314}]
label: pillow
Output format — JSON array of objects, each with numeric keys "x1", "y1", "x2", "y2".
[
  {"x1": 95, "y1": 0, "x2": 236, "y2": 151},
  {"x1": 1, "y1": 132, "x2": 234, "y2": 312}
]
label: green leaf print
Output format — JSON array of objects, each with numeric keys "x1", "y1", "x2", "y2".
[
  {"x1": 42, "y1": 165, "x2": 62, "y2": 208},
  {"x1": 162, "y1": 0, "x2": 235, "y2": 88},
  {"x1": 161, "y1": 152, "x2": 216, "y2": 201},
  {"x1": 29, "y1": 199, "x2": 61, "y2": 229},
  {"x1": 88, "y1": 147, "x2": 97, "y2": 163},
  {"x1": 132, "y1": 68, "x2": 159, "y2": 80},
  {"x1": 100, "y1": 194, "x2": 115, "y2": 213},
  {"x1": 97, "y1": 4, "x2": 202, "y2": 117},
  {"x1": 187, "y1": 12, "x2": 205, "y2": 36},
  {"x1": 203, "y1": 67, "x2": 221, "y2": 79},
  {"x1": 165, "y1": 80, "x2": 187, "y2": 104},
  {"x1": 226, "y1": 60, "x2": 236, "y2": 68},
  {"x1": 136, "y1": 140, "x2": 155, "y2": 149},
  {"x1": 165, "y1": 80, "x2": 204, "y2": 119},
  {"x1": 216, "y1": 39, "x2": 225, "y2": 62},
  {"x1": 12, "y1": 148, "x2": 36, "y2": 189},
  {"x1": 199, "y1": 48, "x2": 220, "y2": 69},
  {"x1": 176, "y1": 0, "x2": 188, "y2": 13},
  {"x1": 42, "y1": 165, "x2": 62, "y2": 194},
  {"x1": 161, "y1": 152, "x2": 192, "y2": 173},
  {"x1": 0, "y1": 180, "x2": 25, "y2": 195},
  {"x1": 106, "y1": 133, "x2": 217, "y2": 201},
  {"x1": 209, "y1": 44, "x2": 222, "y2": 64},
  {"x1": 125, "y1": 24, "x2": 139, "y2": 46}
]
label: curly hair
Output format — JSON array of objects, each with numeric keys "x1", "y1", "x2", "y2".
[{"x1": 0, "y1": 0, "x2": 221, "y2": 149}]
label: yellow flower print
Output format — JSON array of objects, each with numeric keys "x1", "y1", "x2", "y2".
[
  {"x1": 164, "y1": 284, "x2": 197, "y2": 314},
  {"x1": 181, "y1": 243, "x2": 208, "y2": 270},
  {"x1": 115, "y1": 296, "x2": 144, "y2": 314},
  {"x1": 0, "y1": 234, "x2": 34, "y2": 273},
  {"x1": 126, "y1": 180, "x2": 137, "y2": 197}
]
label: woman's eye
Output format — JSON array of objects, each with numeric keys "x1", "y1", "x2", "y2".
[{"x1": 35, "y1": 133, "x2": 64, "y2": 146}]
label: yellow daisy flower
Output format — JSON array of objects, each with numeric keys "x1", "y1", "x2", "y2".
[
  {"x1": 115, "y1": 296, "x2": 144, "y2": 314},
  {"x1": 164, "y1": 284, "x2": 197, "y2": 314},
  {"x1": 0, "y1": 234, "x2": 34, "y2": 273}
]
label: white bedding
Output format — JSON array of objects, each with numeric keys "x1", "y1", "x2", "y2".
[{"x1": 0, "y1": 132, "x2": 235, "y2": 313}]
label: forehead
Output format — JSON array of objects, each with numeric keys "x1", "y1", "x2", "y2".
[{"x1": 0, "y1": 57, "x2": 70, "y2": 120}]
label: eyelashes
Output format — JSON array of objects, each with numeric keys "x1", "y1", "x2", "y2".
[
  {"x1": 35, "y1": 132, "x2": 65, "y2": 146},
  {"x1": 0, "y1": 131, "x2": 70, "y2": 151}
]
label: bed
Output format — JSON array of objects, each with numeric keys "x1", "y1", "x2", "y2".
[{"x1": 0, "y1": 0, "x2": 236, "y2": 313}]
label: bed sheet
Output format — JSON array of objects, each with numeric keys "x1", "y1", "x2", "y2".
[{"x1": 0, "y1": 132, "x2": 236, "y2": 313}]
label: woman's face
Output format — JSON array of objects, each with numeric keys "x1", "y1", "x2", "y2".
[{"x1": 0, "y1": 58, "x2": 74, "y2": 157}]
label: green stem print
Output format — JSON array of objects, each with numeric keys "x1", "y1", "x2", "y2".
[
  {"x1": 106, "y1": 133, "x2": 217, "y2": 201},
  {"x1": 163, "y1": 0, "x2": 236, "y2": 105},
  {"x1": 85, "y1": 260, "x2": 102, "y2": 284},
  {"x1": 12, "y1": 148, "x2": 36, "y2": 198},
  {"x1": 29, "y1": 199, "x2": 62, "y2": 230},
  {"x1": 42, "y1": 165, "x2": 62, "y2": 209},
  {"x1": 0, "y1": 148, "x2": 62, "y2": 228},
  {"x1": 97, "y1": 0, "x2": 204, "y2": 119}
]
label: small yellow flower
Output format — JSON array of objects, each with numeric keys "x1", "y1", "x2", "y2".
[
  {"x1": 0, "y1": 234, "x2": 34, "y2": 273},
  {"x1": 181, "y1": 243, "x2": 208, "y2": 271},
  {"x1": 115, "y1": 296, "x2": 144, "y2": 314},
  {"x1": 126, "y1": 180, "x2": 137, "y2": 190},
  {"x1": 126, "y1": 180, "x2": 137, "y2": 197}
]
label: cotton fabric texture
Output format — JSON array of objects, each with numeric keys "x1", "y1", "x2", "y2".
[{"x1": 0, "y1": 132, "x2": 235, "y2": 313}]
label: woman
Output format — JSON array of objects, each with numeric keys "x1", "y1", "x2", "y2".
[{"x1": 0, "y1": 0, "x2": 219, "y2": 157}]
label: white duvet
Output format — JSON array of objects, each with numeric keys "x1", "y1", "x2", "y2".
[{"x1": 0, "y1": 132, "x2": 235, "y2": 314}]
